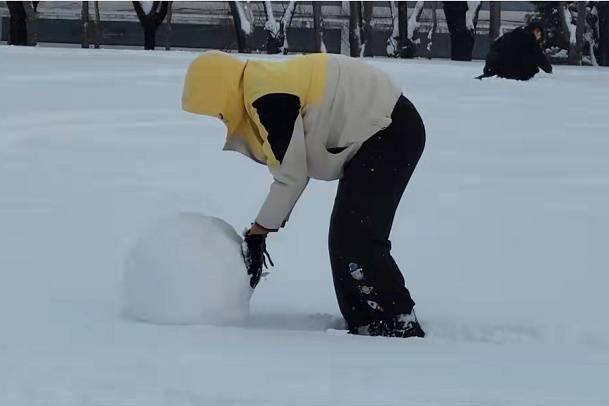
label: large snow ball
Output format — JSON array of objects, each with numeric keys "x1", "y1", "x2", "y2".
[{"x1": 122, "y1": 213, "x2": 252, "y2": 325}]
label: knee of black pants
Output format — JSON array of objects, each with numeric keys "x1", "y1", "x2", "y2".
[
  {"x1": 329, "y1": 225, "x2": 393, "y2": 283},
  {"x1": 330, "y1": 237, "x2": 390, "y2": 261}
]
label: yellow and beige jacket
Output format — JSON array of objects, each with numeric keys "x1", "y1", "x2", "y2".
[{"x1": 182, "y1": 51, "x2": 401, "y2": 230}]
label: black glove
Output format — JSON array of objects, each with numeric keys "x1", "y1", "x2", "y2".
[{"x1": 242, "y1": 233, "x2": 274, "y2": 288}]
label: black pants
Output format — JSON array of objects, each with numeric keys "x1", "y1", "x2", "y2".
[
  {"x1": 484, "y1": 51, "x2": 540, "y2": 81},
  {"x1": 497, "y1": 63, "x2": 539, "y2": 81},
  {"x1": 328, "y1": 95, "x2": 425, "y2": 330}
]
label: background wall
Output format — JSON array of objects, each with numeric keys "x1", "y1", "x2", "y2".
[{"x1": 0, "y1": 1, "x2": 537, "y2": 59}]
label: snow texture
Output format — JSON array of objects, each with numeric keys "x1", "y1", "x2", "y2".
[
  {"x1": 1, "y1": 46, "x2": 609, "y2": 405},
  {"x1": 123, "y1": 213, "x2": 251, "y2": 325},
  {"x1": 407, "y1": 0, "x2": 424, "y2": 40},
  {"x1": 466, "y1": 1, "x2": 482, "y2": 31},
  {"x1": 235, "y1": 1, "x2": 254, "y2": 36},
  {"x1": 563, "y1": 5, "x2": 578, "y2": 46}
]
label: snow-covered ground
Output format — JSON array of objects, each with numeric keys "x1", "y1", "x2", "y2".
[{"x1": 1, "y1": 46, "x2": 608, "y2": 405}]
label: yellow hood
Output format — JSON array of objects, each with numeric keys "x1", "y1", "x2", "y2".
[
  {"x1": 182, "y1": 51, "x2": 328, "y2": 166},
  {"x1": 181, "y1": 51, "x2": 247, "y2": 136}
]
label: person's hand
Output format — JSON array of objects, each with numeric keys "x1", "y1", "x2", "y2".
[{"x1": 242, "y1": 231, "x2": 274, "y2": 288}]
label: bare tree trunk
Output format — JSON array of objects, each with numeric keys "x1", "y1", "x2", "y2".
[
  {"x1": 398, "y1": 1, "x2": 408, "y2": 57},
  {"x1": 81, "y1": 1, "x2": 90, "y2": 48},
  {"x1": 559, "y1": 2, "x2": 583, "y2": 65},
  {"x1": 312, "y1": 1, "x2": 326, "y2": 52},
  {"x1": 349, "y1": 1, "x2": 362, "y2": 56},
  {"x1": 444, "y1": 1, "x2": 474, "y2": 61},
  {"x1": 489, "y1": 1, "x2": 501, "y2": 42},
  {"x1": 165, "y1": 1, "x2": 173, "y2": 50},
  {"x1": 426, "y1": 1, "x2": 438, "y2": 59},
  {"x1": 574, "y1": 2, "x2": 586, "y2": 65},
  {"x1": 132, "y1": 1, "x2": 169, "y2": 50},
  {"x1": 599, "y1": 2, "x2": 609, "y2": 66},
  {"x1": 557, "y1": 2, "x2": 572, "y2": 58},
  {"x1": 93, "y1": 1, "x2": 101, "y2": 48},
  {"x1": 23, "y1": 1, "x2": 38, "y2": 46},
  {"x1": 7, "y1": 1, "x2": 28, "y2": 46},
  {"x1": 228, "y1": 1, "x2": 254, "y2": 53},
  {"x1": 360, "y1": 2, "x2": 373, "y2": 56}
]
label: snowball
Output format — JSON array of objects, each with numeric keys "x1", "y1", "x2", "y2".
[{"x1": 122, "y1": 213, "x2": 252, "y2": 325}]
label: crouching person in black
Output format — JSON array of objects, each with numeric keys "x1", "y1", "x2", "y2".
[{"x1": 477, "y1": 22, "x2": 553, "y2": 81}]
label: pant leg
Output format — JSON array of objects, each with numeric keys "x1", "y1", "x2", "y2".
[
  {"x1": 497, "y1": 61, "x2": 539, "y2": 81},
  {"x1": 517, "y1": 64, "x2": 540, "y2": 81},
  {"x1": 328, "y1": 95, "x2": 426, "y2": 329}
]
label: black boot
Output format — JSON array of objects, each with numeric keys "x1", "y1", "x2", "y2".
[{"x1": 351, "y1": 310, "x2": 425, "y2": 338}]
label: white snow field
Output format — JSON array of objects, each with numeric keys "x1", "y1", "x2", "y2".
[{"x1": 1, "y1": 46, "x2": 608, "y2": 405}]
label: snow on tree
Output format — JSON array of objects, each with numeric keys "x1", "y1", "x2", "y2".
[
  {"x1": 574, "y1": 2, "x2": 587, "y2": 64},
  {"x1": 132, "y1": 1, "x2": 170, "y2": 50},
  {"x1": 561, "y1": 1, "x2": 587, "y2": 65},
  {"x1": 406, "y1": 1, "x2": 425, "y2": 51},
  {"x1": 387, "y1": 1, "x2": 438, "y2": 59},
  {"x1": 312, "y1": 2, "x2": 327, "y2": 53},
  {"x1": 360, "y1": 1, "x2": 373, "y2": 57},
  {"x1": 140, "y1": 1, "x2": 155, "y2": 14},
  {"x1": 349, "y1": 1, "x2": 373, "y2": 57},
  {"x1": 263, "y1": 1, "x2": 297, "y2": 54},
  {"x1": 228, "y1": 1, "x2": 255, "y2": 53},
  {"x1": 386, "y1": 1, "x2": 401, "y2": 57},
  {"x1": 385, "y1": 1, "x2": 418, "y2": 58},
  {"x1": 425, "y1": 1, "x2": 438, "y2": 59},
  {"x1": 465, "y1": 1, "x2": 482, "y2": 33},
  {"x1": 532, "y1": 1, "x2": 605, "y2": 66}
]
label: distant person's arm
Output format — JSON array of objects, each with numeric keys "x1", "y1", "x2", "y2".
[
  {"x1": 536, "y1": 51, "x2": 553, "y2": 74},
  {"x1": 528, "y1": 38, "x2": 553, "y2": 74}
]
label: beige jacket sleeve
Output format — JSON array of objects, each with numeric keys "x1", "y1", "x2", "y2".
[{"x1": 255, "y1": 115, "x2": 309, "y2": 230}]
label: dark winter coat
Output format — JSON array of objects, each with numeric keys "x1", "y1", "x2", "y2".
[{"x1": 479, "y1": 26, "x2": 553, "y2": 81}]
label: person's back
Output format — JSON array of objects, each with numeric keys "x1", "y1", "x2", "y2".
[{"x1": 478, "y1": 22, "x2": 552, "y2": 81}]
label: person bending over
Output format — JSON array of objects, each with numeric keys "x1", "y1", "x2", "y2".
[{"x1": 182, "y1": 51, "x2": 426, "y2": 338}]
